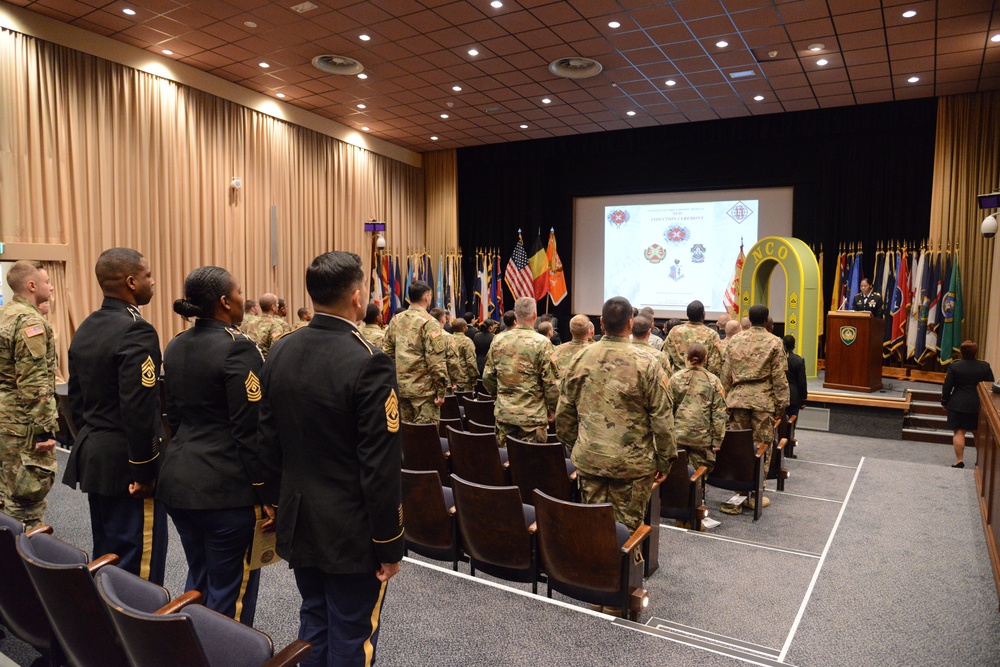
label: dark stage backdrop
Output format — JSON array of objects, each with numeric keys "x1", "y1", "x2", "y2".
[{"x1": 456, "y1": 98, "x2": 937, "y2": 332}]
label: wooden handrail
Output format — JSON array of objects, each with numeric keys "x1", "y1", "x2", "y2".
[
  {"x1": 86, "y1": 553, "x2": 120, "y2": 574},
  {"x1": 264, "y1": 639, "x2": 313, "y2": 667},
  {"x1": 621, "y1": 525, "x2": 651, "y2": 553},
  {"x1": 154, "y1": 590, "x2": 203, "y2": 615}
]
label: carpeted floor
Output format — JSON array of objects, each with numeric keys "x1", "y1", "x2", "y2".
[{"x1": 2, "y1": 431, "x2": 997, "y2": 666}]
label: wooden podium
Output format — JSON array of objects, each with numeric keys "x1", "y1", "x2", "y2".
[{"x1": 824, "y1": 311, "x2": 883, "y2": 393}]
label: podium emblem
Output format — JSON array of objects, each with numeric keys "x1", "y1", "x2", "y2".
[{"x1": 839, "y1": 326, "x2": 857, "y2": 346}]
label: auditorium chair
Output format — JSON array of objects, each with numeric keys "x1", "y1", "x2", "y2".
[
  {"x1": 0, "y1": 514, "x2": 59, "y2": 664},
  {"x1": 401, "y1": 421, "x2": 450, "y2": 487},
  {"x1": 95, "y1": 566, "x2": 311, "y2": 667},
  {"x1": 780, "y1": 413, "x2": 799, "y2": 459},
  {"x1": 706, "y1": 429, "x2": 768, "y2": 521},
  {"x1": 767, "y1": 418, "x2": 791, "y2": 492},
  {"x1": 401, "y1": 469, "x2": 461, "y2": 570},
  {"x1": 460, "y1": 396, "x2": 495, "y2": 426},
  {"x1": 505, "y1": 436, "x2": 577, "y2": 504},
  {"x1": 533, "y1": 490, "x2": 651, "y2": 621},
  {"x1": 446, "y1": 426, "x2": 509, "y2": 487},
  {"x1": 659, "y1": 449, "x2": 709, "y2": 532},
  {"x1": 641, "y1": 479, "x2": 662, "y2": 577},
  {"x1": 440, "y1": 394, "x2": 463, "y2": 422},
  {"x1": 465, "y1": 419, "x2": 494, "y2": 435},
  {"x1": 438, "y1": 417, "x2": 463, "y2": 439},
  {"x1": 450, "y1": 474, "x2": 538, "y2": 592}
]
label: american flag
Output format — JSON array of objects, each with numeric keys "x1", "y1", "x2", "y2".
[{"x1": 504, "y1": 236, "x2": 534, "y2": 300}]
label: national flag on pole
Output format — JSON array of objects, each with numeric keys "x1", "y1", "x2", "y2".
[
  {"x1": 889, "y1": 250, "x2": 910, "y2": 352},
  {"x1": 881, "y1": 250, "x2": 897, "y2": 354},
  {"x1": 404, "y1": 255, "x2": 414, "y2": 305},
  {"x1": 505, "y1": 234, "x2": 535, "y2": 300},
  {"x1": 723, "y1": 241, "x2": 745, "y2": 318},
  {"x1": 546, "y1": 230, "x2": 567, "y2": 306},
  {"x1": 915, "y1": 251, "x2": 937, "y2": 362},
  {"x1": 372, "y1": 253, "x2": 384, "y2": 312},
  {"x1": 845, "y1": 251, "x2": 862, "y2": 307},
  {"x1": 393, "y1": 256, "x2": 402, "y2": 315},
  {"x1": 492, "y1": 254, "x2": 503, "y2": 315},
  {"x1": 830, "y1": 249, "x2": 843, "y2": 318},
  {"x1": 475, "y1": 253, "x2": 487, "y2": 323},
  {"x1": 527, "y1": 234, "x2": 549, "y2": 302},
  {"x1": 939, "y1": 255, "x2": 964, "y2": 364},
  {"x1": 838, "y1": 253, "x2": 852, "y2": 310},
  {"x1": 906, "y1": 249, "x2": 926, "y2": 358},
  {"x1": 921, "y1": 252, "x2": 943, "y2": 362}
]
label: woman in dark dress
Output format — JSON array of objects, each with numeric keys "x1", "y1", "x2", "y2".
[
  {"x1": 941, "y1": 340, "x2": 994, "y2": 468},
  {"x1": 158, "y1": 266, "x2": 274, "y2": 624},
  {"x1": 474, "y1": 319, "x2": 497, "y2": 376}
]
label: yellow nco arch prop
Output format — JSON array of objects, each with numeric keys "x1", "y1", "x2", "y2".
[{"x1": 739, "y1": 237, "x2": 820, "y2": 378}]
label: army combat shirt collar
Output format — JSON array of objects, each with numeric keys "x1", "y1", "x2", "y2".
[
  {"x1": 311, "y1": 312, "x2": 358, "y2": 330},
  {"x1": 11, "y1": 295, "x2": 40, "y2": 313},
  {"x1": 101, "y1": 296, "x2": 143, "y2": 320},
  {"x1": 602, "y1": 335, "x2": 630, "y2": 344}
]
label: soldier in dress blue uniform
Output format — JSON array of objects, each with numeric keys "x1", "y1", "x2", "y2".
[
  {"x1": 852, "y1": 278, "x2": 884, "y2": 318},
  {"x1": 158, "y1": 266, "x2": 272, "y2": 625},
  {"x1": 63, "y1": 248, "x2": 167, "y2": 583},
  {"x1": 258, "y1": 251, "x2": 403, "y2": 667}
]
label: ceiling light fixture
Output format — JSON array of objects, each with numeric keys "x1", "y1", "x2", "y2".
[
  {"x1": 817, "y1": 59, "x2": 828, "y2": 66},
  {"x1": 362, "y1": 126, "x2": 370, "y2": 131},
  {"x1": 992, "y1": 34, "x2": 1000, "y2": 43},
  {"x1": 608, "y1": 21, "x2": 621, "y2": 29},
  {"x1": 519, "y1": 124, "x2": 528, "y2": 129},
  {"x1": 716, "y1": 40, "x2": 729, "y2": 48},
  {"x1": 754, "y1": 95, "x2": 764, "y2": 101},
  {"x1": 902, "y1": 10, "x2": 917, "y2": 18},
  {"x1": 276, "y1": 93, "x2": 285, "y2": 98},
  {"x1": 440, "y1": 113, "x2": 449, "y2": 119},
  {"x1": 626, "y1": 110, "x2": 636, "y2": 116},
  {"x1": 452, "y1": 85, "x2": 462, "y2": 91},
  {"x1": 908, "y1": 76, "x2": 920, "y2": 83},
  {"x1": 244, "y1": 21, "x2": 257, "y2": 28},
  {"x1": 162, "y1": 49, "x2": 173, "y2": 55},
  {"x1": 431, "y1": 136, "x2": 439, "y2": 140},
  {"x1": 665, "y1": 79, "x2": 677, "y2": 86},
  {"x1": 359, "y1": 34, "x2": 371, "y2": 41},
  {"x1": 357, "y1": 103, "x2": 366, "y2": 108},
  {"x1": 259, "y1": 62, "x2": 270, "y2": 68},
  {"x1": 122, "y1": 8, "x2": 136, "y2": 15},
  {"x1": 468, "y1": 49, "x2": 479, "y2": 56},
  {"x1": 491, "y1": 0, "x2": 503, "y2": 7},
  {"x1": 358, "y1": 73, "x2": 368, "y2": 79},
  {"x1": 808, "y1": 43, "x2": 825, "y2": 51},
  {"x1": 541, "y1": 97, "x2": 552, "y2": 104}
]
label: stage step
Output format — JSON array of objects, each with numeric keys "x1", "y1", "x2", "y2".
[
  {"x1": 907, "y1": 399, "x2": 947, "y2": 417},
  {"x1": 901, "y1": 427, "x2": 974, "y2": 446},
  {"x1": 904, "y1": 413, "x2": 949, "y2": 430},
  {"x1": 908, "y1": 389, "x2": 943, "y2": 404}
]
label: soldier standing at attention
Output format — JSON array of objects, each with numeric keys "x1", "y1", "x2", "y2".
[
  {"x1": 295, "y1": 307, "x2": 313, "y2": 330},
  {"x1": 245, "y1": 293, "x2": 291, "y2": 358},
  {"x1": 550, "y1": 314, "x2": 593, "y2": 379},
  {"x1": 0, "y1": 260, "x2": 58, "y2": 528},
  {"x1": 663, "y1": 300, "x2": 723, "y2": 376},
  {"x1": 556, "y1": 296, "x2": 676, "y2": 531},
  {"x1": 63, "y1": 248, "x2": 167, "y2": 584},
  {"x1": 719, "y1": 304, "x2": 789, "y2": 513},
  {"x1": 483, "y1": 297, "x2": 559, "y2": 448},
  {"x1": 358, "y1": 303, "x2": 386, "y2": 348},
  {"x1": 241, "y1": 299, "x2": 260, "y2": 335},
  {"x1": 431, "y1": 308, "x2": 460, "y2": 394},
  {"x1": 449, "y1": 318, "x2": 480, "y2": 393},
  {"x1": 670, "y1": 343, "x2": 726, "y2": 476},
  {"x1": 382, "y1": 280, "x2": 448, "y2": 423}
]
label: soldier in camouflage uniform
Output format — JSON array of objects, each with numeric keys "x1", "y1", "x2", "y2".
[
  {"x1": 670, "y1": 343, "x2": 726, "y2": 474},
  {"x1": 244, "y1": 293, "x2": 291, "y2": 358},
  {"x1": 431, "y1": 308, "x2": 460, "y2": 393},
  {"x1": 630, "y1": 314, "x2": 661, "y2": 361},
  {"x1": 716, "y1": 320, "x2": 742, "y2": 360},
  {"x1": 359, "y1": 303, "x2": 386, "y2": 348},
  {"x1": 383, "y1": 280, "x2": 448, "y2": 423},
  {"x1": 663, "y1": 300, "x2": 723, "y2": 377},
  {"x1": 0, "y1": 261, "x2": 58, "y2": 528},
  {"x1": 720, "y1": 304, "x2": 789, "y2": 512},
  {"x1": 550, "y1": 314, "x2": 593, "y2": 378},
  {"x1": 483, "y1": 297, "x2": 558, "y2": 448},
  {"x1": 449, "y1": 318, "x2": 479, "y2": 393},
  {"x1": 556, "y1": 297, "x2": 677, "y2": 531},
  {"x1": 294, "y1": 307, "x2": 312, "y2": 330},
  {"x1": 240, "y1": 299, "x2": 260, "y2": 336}
]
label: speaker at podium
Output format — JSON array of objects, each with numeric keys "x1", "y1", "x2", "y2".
[{"x1": 824, "y1": 311, "x2": 884, "y2": 393}]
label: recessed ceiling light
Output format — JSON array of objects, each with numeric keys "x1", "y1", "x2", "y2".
[
  {"x1": 626, "y1": 110, "x2": 636, "y2": 116},
  {"x1": 357, "y1": 103, "x2": 366, "y2": 109},
  {"x1": 358, "y1": 73, "x2": 368, "y2": 79},
  {"x1": 452, "y1": 85, "x2": 462, "y2": 92},
  {"x1": 440, "y1": 113, "x2": 449, "y2": 119},
  {"x1": 468, "y1": 49, "x2": 479, "y2": 56},
  {"x1": 276, "y1": 93, "x2": 285, "y2": 98},
  {"x1": 608, "y1": 21, "x2": 621, "y2": 29},
  {"x1": 817, "y1": 59, "x2": 828, "y2": 66},
  {"x1": 431, "y1": 136, "x2": 439, "y2": 140},
  {"x1": 162, "y1": 49, "x2": 173, "y2": 55},
  {"x1": 359, "y1": 34, "x2": 371, "y2": 41},
  {"x1": 244, "y1": 21, "x2": 257, "y2": 28},
  {"x1": 665, "y1": 79, "x2": 677, "y2": 86},
  {"x1": 716, "y1": 40, "x2": 728, "y2": 48},
  {"x1": 992, "y1": 34, "x2": 1000, "y2": 43},
  {"x1": 122, "y1": 8, "x2": 136, "y2": 15},
  {"x1": 259, "y1": 62, "x2": 270, "y2": 68},
  {"x1": 491, "y1": 0, "x2": 503, "y2": 7},
  {"x1": 808, "y1": 43, "x2": 825, "y2": 51},
  {"x1": 902, "y1": 10, "x2": 917, "y2": 18},
  {"x1": 908, "y1": 76, "x2": 920, "y2": 83},
  {"x1": 362, "y1": 126, "x2": 370, "y2": 131},
  {"x1": 541, "y1": 97, "x2": 552, "y2": 104},
  {"x1": 519, "y1": 124, "x2": 528, "y2": 129},
  {"x1": 754, "y1": 95, "x2": 764, "y2": 101}
]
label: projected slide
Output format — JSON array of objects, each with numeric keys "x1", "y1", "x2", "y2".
[{"x1": 603, "y1": 200, "x2": 757, "y2": 312}]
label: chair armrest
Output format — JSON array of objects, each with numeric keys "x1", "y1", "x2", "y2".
[
  {"x1": 448, "y1": 506, "x2": 457, "y2": 516},
  {"x1": 621, "y1": 525, "x2": 651, "y2": 553},
  {"x1": 263, "y1": 640, "x2": 313, "y2": 667},
  {"x1": 777, "y1": 437, "x2": 788, "y2": 449},
  {"x1": 788, "y1": 414, "x2": 797, "y2": 425},
  {"x1": 690, "y1": 465, "x2": 708, "y2": 482},
  {"x1": 568, "y1": 470, "x2": 577, "y2": 481},
  {"x1": 502, "y1": 461, "x2": 509, "y2": 470},
  {"x1": 527, "y1": 522, "x2": 537, "y2": 534},
  {"x1": 755, "y1": 443, "x2": 768, "y2": 457},
  {"x1": 443, "y1": 450, "x2": 450, "y2": 458},
  {"x1": 154, "y1": 590, "x2": 203, "y2": 615},
  {"x1": 650, "y1": 479, "x2": 661, "y2": 492},
  {"x1": 87, "y1": 553, "x2": 121, "y2": 574},
  {"x1": 26, "y1": 524, "x2": 53, "y2": 537}
]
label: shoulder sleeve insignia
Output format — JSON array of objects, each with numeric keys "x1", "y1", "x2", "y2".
[
  {"x1": 141, "y1": 355, "x2": 157, "y2": 388},
  {"x1": 22, "y1": 324, "x2": 45, "y2": 338},
  {"x1": 430, "y1": 329, "x2": 441, "y2": 338},
  {"x1": 245, "y1": 370, "x2": 262, "y2": 402},
  {"x1": 385, "y1": 388, "x2": 400, "y2": 433}
]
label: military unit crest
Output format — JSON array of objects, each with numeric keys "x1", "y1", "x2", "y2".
[
  {"x1": 664, "y1": 225, "x2": 690, "y2": 245},
  {"x1": 608, "y1": 209, "x2": 630, "y2": 228},
  {"x1": 690, "y1": 244, "x2": 706, "y2": 263},
  {"x1": 643, "y1": 243, "x2": 666, "y2": 264},
  {"x1": 839, "y1": 325, "x2": 857, "y2": 346}
]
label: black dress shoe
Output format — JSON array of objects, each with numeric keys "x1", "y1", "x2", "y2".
[{"x1": 952, "y1": 462, "x2": 965, "y2": 469}]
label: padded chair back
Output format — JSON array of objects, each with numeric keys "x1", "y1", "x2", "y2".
[
  {"x1": 447, "y1": 427, "x2": 506, "y2": 486},
  {"x1": 461, "y1": 397, "x2": 496, "y2": 426},
  {"x1": 533, "y1": 490, "x2": 622, "y2": 593},
  {"x1": 401, "y1": 421, "x2": 449, "y2": 482},
  {"x1": 401, "y1": 469, "x2": 458, "y2": 563},
  {"x1": 450, "y1": 475, "x2": 533, "y2": 572},
  {"x1": 660, "y1": 449, "x2": 694, "y2": 508},
  {"x1": 438, "y1": 417, "x2": 463, "y2": 439},
  {"x1": 0, "y1": 515, "x2": 51, "y2": 652},
  {"x1": 455, "y1": 390, "x2": 474, "y2": 401},
  {"x1": 440, "y1": 394, "x2": 462, "y2": 421},
  {"x1": 17, "y1": 533, "x2": 131, "y2": 667},
  {"x1": 465, "y1": 419, "x2": 493, "y2": 434},
  {"x1": 506, "y1": 437, "x2": 573, "y2": 504},
  {"x1": 706, "y1": 429, "x2": 757, "y2": 491}
]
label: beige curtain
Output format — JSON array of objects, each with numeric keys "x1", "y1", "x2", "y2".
[
  {"x1": 0, "y1": 29, "x2": 426, "y2": 365},
  {"x1": 928, "y1": 91, "x2": 1000, "y2": 355},
  {"x1": 424, "y1": 149, "x2": 459, "y2": 257}
]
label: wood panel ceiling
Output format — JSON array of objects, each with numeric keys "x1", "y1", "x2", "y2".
[{"x1": 9, "y1": 0, "x2": 1000, "y2": 153}]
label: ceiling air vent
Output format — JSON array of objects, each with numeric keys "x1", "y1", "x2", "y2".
[
  {"x1": 311, "y1": 55, "x2": 364, "y2": 76},
  {"x1": 548, "y1": 57, "x2": 603, "y2": 79}
]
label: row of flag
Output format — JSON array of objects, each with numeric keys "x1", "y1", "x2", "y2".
[
  {"x1": 371, "y1": 251, "x2": 466, "y2": 324},
  {"x1": 504, "y1": 229, "x2": 568, "y2": 307}
]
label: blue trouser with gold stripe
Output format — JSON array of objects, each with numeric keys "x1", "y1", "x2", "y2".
[
  {"x1": 88, "y1": 493, "x2": 167, "y2": 585},
  {"x1": 294, "y1": 567, "x2": 388, "y2": 667},
  {"x1": 166, "y1": 505, "x2": 260, "y2": 626}
]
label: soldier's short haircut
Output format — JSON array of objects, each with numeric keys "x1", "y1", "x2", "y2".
[
  {"x1": 430, "y1": 307, "x2": 447, "y2": 324},
  {"x1": 277, "y1": 298, "x2": 286, "y2": 309},
  {"x1": 765, "y1": 316, "x2": 774, "y2": 332},
  {"x1": 408, "y1": 280, "x2": 432, "y2": 303},
  {"x1": 725, "y1": 321, "x2": 741, "y2": 337},
  {"x1": 502, "y1": 310, "x2": 516, "y2": 328},
  {"x1": 514, "y1": 297, "x2": 536, "y2": 323},
  {"x1": 632, "y1": 307, "x2": 639, "y2": 317},
  {"x1": 783, "y1": 334, "x2": 796, "y2": 353},
  {"x1": 666, "y1": 318, "x2": 681, "y2": 333},
  {"x1": 452, "y1": 318, "x2": 467, "y2": 333},
  {"x1": 297, "y1": 307, "x2": 310, "y2": 319},
  {"x1": 305, "y1": 252, "x2": 364, "y2": 306},
  {"x1": 632, "y1": 314, "x2": 652, "y2": 338},
  {"x1": 686, "y1": 300, "x2": 705, "y2": 322},
  {"x1": 740, "y1": 317, "x2": 751, "y2": 330},
  {"x1": 639, "y1": 306, "x2": 655, "y2": 317},
  {"x1": 174, "y1": 266, "x2": 233, "y2": 320},
  {"x1": 259, "y1": 294, "x2": 278, "y2": 313},
  {"x1": 569, "y1": 314, "x2": 591, "y2": 339},
  {"x1": 537, "y1": 313, "x2": 554, "y2": 324},
  {"x1": 716, "y1": 313, "x2": 731, "y2": 327},
  {"x1": 960, "y1": 340, "x2": 978, "y2": 360},
  {"x1": 538, "y1": 321, "x2": 552, "y2": 337},
  {"x1": 687, "y1": 342, "x2": 707, "y2": 366},
  {"x1": 7, "y1": 260, "x2": 44, "y2": 294},
  {"x1": 748, "y1": 304, "x2": 769, "y2": 326},
  {"x1": 364, "y1": 303, "x2": 381, "y2": 324},
  {"x1": 463, "y1": 311, "x2": 474, "y2": 321},
  {"x1": 245, "y1": 299, "x2": 257, "y2": 310},
  {"x1": 602, "y1": 296, "x2": 633, "y2": 335},
  {"x1": 95, "y1": 248, "x2": 145, "y2": 291}
]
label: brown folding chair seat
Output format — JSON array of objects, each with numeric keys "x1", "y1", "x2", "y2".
[
  {"x1": 401, "y1": 421, "x2": 450, "y2": 486},
  {"x1": 505, "y1": 436, "x2": 576, "y2": 504},
  {"x1": 460, "y1": 397, "x2": 495, "y2": 426},
  {"x1": 401, "y1": 469, "x2": 461, "y2": 570},
  {"x1": 0, "y1": 514, "x2": 57, "y2": 662},
  {"x1": 446, "y1": 426, "x2": 508, "y2": 487},
  {"x1": 659, "y1": 449, "x2": 708, "y2": 531},
  {"x1": 705, "y1": 428, "x2": 768, "y2": 521}
]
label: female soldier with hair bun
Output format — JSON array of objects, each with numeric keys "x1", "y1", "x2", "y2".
[{"x1": 157, "y1": 266, "x2": 273, "y2": 625}]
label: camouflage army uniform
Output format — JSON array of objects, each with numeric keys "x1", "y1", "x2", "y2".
[
  {"x1": 648, "y1": 334, "x2": 664, "y2": 351},
  {"x1": 358, "y1": 323, "x2": 385, "y2": 349},
  {"x1": 556, "y1": 335, "x2": 677, "y2": 531},
  {"x1": 452, "y1": 334, "x2": 479, "y2": 393},
  {"x1": 664, "y1": 321, "x2": 723, "y2": 376},
  {"x1": 245, "y1": 314, "x2": 291, "y2": 358},
  {"x1": 550, "y1": 339, "x2": 590, "y2": 379},
  {"x1": 240, "y1": 312, "x2": 258, "y2": 337},
  {"x1": 631, "y1": 339, "x2": 660, "y2": 361},
  {"x1": 0, "y1": 297, "x2": 58, "y2": 528},
  {"x1": 383, "y1": 305, "x2": 449, "y2": 423},
  {"x1": 483, "y1": 325, "x2": 558, "y2": 447},
  {"x1": 669, "y1": 365, "x2": 726, "y2": 473},
  {"x1": 720, "y1": 326, "x2": 789, "y2": 477}
]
